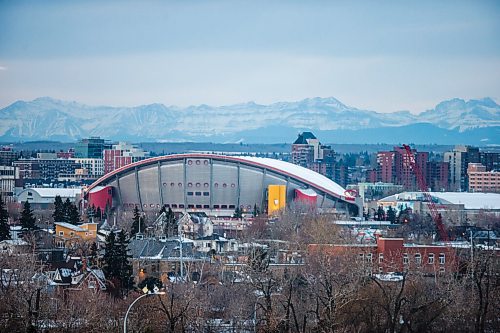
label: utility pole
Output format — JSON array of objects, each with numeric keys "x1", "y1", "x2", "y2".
[{"x1": 179, "y1": 230, "x2": 184, "y2": 279}]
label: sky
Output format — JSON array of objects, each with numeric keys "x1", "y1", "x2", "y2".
[{"x1": 0, "y1": 0, "x2": 499, "y2": 113}]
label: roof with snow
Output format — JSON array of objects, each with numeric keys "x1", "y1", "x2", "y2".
[
  {"x1": 86, "y1": 153, "x2": 354, "y2": 202},
  {"x1": 379, "y1": 192, "x2": 500, "y2": 210},
  {"x1": 20, "y1": 188, "x2": 82, "y2": 198},
  {"x1": 55, "y1": 222, "x2": 86, "y2": 232}
]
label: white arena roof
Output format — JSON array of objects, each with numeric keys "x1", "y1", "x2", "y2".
[
  {"x1": 236, "y1": 156, "x2": 351, "y2": 200},
  {"x1": 380, "y1": 191, "x2": 500, "y2": 210}
]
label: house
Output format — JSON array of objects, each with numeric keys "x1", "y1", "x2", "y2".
[
  {"x1": 46, "y1": 257, "x2": 106, "y2": 291},
  {"x1": 193, "y1": 233, "x2": 239, "y2": 254},
  {"x1": 178, "y1": 212, "x2": 213, "y2": 239},
  {"x1": 54, "y1": 222, "x2": 98, "y2": 248},
  {"x1": 0, "y1": 239, "x2": 30, "y2": 255},
  {"x1": 128, "y1": 237, "x2": 207, "y2": 285}
]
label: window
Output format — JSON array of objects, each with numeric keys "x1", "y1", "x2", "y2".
[
  {"x1": 203, "y1": 205, "x2": 210, "y2": 209},
  {"x1": 221, "y1": 205, "x2": 228, "y2": 209},
  {"x1": 70, "y1": 232, "x2": 74, "y2": 236},
  {"x1": 171, "y1": 204, "x2": 178, "y2": 208},
  {"x1": 358, "y1": 253, "x2": 364, "y2": 261},
  {"x1": 415, "y1": 253, "x2": 422, "y2": 265},
  {"x1": 229, "y1": 205, "x2": 236, "y2": 209},
  {"x1": 203, "y1": 192, "x2": 209, "y2": 196},
  {"x1": 59, "y1": 231, "x2": 64, "y2": 236},
  {"x1": 195, "y1": 192, "x2": 201, "y2": 196},
  {"x1": 188, "y1": 204, "x2": 194, "y2": 208},
  {"x1": 88, "y1": 280, "x2": 96, "y2": 289},
  {"x1": 366, "y1": 253, "x2": 372, "y2": 263},
  {"x1": 379, "y1": 253, "x2": 384, "y2": 263},
  {"x1": 196, "y1": 205, "x2": 202, "y2": 209},
  {"x1": 213, "y1": 205, "x2": 220, "y2": 209},
  {"x1": 439, "y1": 253, "x2": 445, "y2": 265},
  {"x1": 187, "y1": 192, "x2": 194, "y2": 196},
  {"x1": 179, "y1": 204, "x2": 185, "y2": 208},
  {"x1": 428, "y1": 253, "x2": 435, "y2": 265},
  {"x1": 403, "y1": 253, "x2": 409, "y2": 265}
]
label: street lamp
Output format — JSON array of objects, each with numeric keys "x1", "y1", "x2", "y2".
[{"x1": 123, "y1": 287, "x2": 166, "y2": 333}]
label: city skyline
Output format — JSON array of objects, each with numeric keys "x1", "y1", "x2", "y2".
[{"x1": 1, "y1": 0, "x2": 499, "y2": 112}]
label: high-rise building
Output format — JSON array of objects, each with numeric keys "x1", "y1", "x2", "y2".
[
  {"x1": 103, "y1": 142, "x2": 149, "y2": 174},
  {"x1": 426, "y1": 161, "x2": 449, "y2": 191},
  {"x1": 74, "y1": 137, "x2": 112, "y2": 159},
  {"x1": 0, "y1": 166, "x2": 19, "y2": 203},
  {"x1": 376, "y1": 151, "x2": 394, "y2": 183},
  {"x1": 480, "y1": 151, "x2": 500, "y2": 172},
  {"x1": 373, "y1": 147, "x2": 429, "y2": 191},
  {"x1": 291, "y1": 132, "x2": 339, "y2": 183},
  {"x1": 0, "y1": 147, "x2": 19, "y2": 166},
  {"x1": 444, "y1": 145, "x2": 481, "y2": 191}
]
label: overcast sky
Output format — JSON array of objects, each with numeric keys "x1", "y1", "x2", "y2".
[{"x1": 0, "y1": 0, "x2": 499, "y2": 113}]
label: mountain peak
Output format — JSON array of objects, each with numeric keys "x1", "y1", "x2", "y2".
[{"x1": 0, "y1": 96, "x2": 498, "y2": 144}]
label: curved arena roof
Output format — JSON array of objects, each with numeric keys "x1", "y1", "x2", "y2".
[{"x1": 87, "y1": 154, "x2": 354, "y2": 202}]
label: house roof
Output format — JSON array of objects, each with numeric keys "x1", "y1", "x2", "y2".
[
  {"x1": 21, "y1": 188, "x2": 82, "y2": 198},
  {"x1": 55, "y1": 222, "x2": 86, "y2": 232}
]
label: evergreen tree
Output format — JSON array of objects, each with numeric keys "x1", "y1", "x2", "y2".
[
  {"x1": 62, "y1": 198, "x2": 72, "y2": 222},
  {"x1": 20, "y1": 200, "x2": 37, "y2": 232},
  {"x1": 387, "y1": 206, "x2": 397, "y2": 224},
  {"x1": 0, "y1": 195, "x2": 10, "y2": 241},
  {"x1": 376, "y1": 206, "x2": 385, "y2": 221},
  {"x1": 233, "y1": 207, "x2": 242, "y2": 219},
  {"x1": 116, "y1": 231, "x2": 134, "y2": 293},
  {"x1": 96, "y1": 206, "x2": 102, "y2": 220},
  {"x1": 130, "y1": 206, "x2": 143, "y2": 236},
  {"x1": 165, "y1": 207, "x2": 177, "y2": 237},
  {"x1": 103, "y1": 231, "x2": 118, "y2": 291},
  {"x1": 52, "y1": 195, "x2": 64, "y2": 222},
  {"x1": 252, "y1": 204, "x2": 260, "y2": 217},
  {"x1": 67, "y1": 203, "x2": 80, "y2": 225}
]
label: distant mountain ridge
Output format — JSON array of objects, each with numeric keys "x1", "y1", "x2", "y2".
[{"x1": 0, "y1": 96, "x2": 498, "y2": 144}]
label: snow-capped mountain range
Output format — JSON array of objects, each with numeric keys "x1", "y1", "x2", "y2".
[{"x1": 0, "y1": 96, "x2": 499, "y2": 144}]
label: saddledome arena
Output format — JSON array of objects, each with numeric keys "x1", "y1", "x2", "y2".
[{"x1": 85, "y1": 154, "x2": 360, "y2": 216}]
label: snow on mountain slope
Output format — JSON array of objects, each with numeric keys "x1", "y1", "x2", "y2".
[{"x1": 0, "y1": 96, "x2": 498, "y2": 141}]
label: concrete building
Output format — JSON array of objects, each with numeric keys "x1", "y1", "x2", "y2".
[
  {"x1": 0, "y1": 166, "x2": 19, "y2": 203},
  {"x1": 291, "y1": 132, "x2": 341, "y2": 185},
  {"x1": 86, "y1": 153, "x2": 360, "y2": 216},
  {"x1": 17, "y1": 188, "x2": 82, "y2": 209},
  {"x1": 103, "y1": 142, "x2": 149, "y2": 174},
  {"x1": 0, "y1": 147, "x2": 20, "y2": 166},
  {"x1": 13, "y1": 158, "x2": 82, "y2": 183},
  {"x1": 444, "y1": 145, "x2": 481, "y2": 191},
  {"x1": 468, "y1": 163, "x2": 500, "y2": 193},
  {"x1": 347, "y1": 182, "x2": 404, "y2": 202},
  {"x1": 70, "y1": 158, "x2": 104, "y2": 178}
]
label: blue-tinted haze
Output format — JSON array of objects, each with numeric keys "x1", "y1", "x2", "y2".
[{"x1": 0, "y1": 0, "x2": 499, "y2": 112}]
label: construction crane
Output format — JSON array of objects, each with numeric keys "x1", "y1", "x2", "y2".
[{"x1": 402, "y1": 144, "x2": 449, "y2": 241}]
